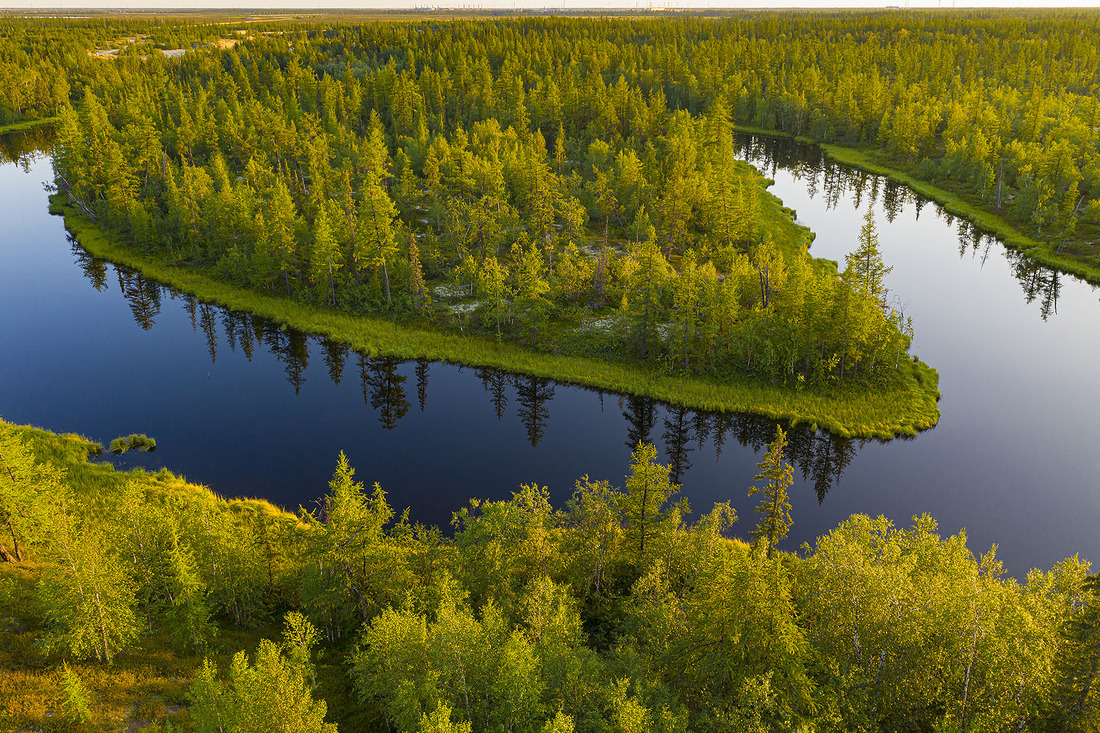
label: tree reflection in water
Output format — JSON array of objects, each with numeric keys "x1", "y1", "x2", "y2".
[
  {"x1": 67, "y1": 247, "x2": 868, "y2": 504},
  {"x1": 734, "y1": 132, "x2": 1073, "y2": 320}
]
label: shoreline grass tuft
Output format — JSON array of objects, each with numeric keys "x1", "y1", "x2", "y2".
[{"x1": 109, "y1": 433, "x2": 157, "y2": 454}]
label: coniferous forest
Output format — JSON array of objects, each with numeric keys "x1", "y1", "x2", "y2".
[
  {"x1": 42, "y1": 16, "x2": 924, "y2": 391},
  {"x1": 2, "y1": 8, "x2": 1100, "y2": 732}
]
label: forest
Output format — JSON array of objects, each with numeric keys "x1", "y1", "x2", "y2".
[
  {"x1": 3, "y1": 417, "x2": 1100, "y2": 732},
  {"x1": 2, "y1": 8, "x2": 1099, "y2": 731},
  {"x1": 2, "y1": 9, "x2": 1097, "y2": 276},
  {"x1": 6, "y1": 14, "x2": 939, "y2": 407}
]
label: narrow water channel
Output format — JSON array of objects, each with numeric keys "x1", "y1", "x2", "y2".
[{"x1": 1, "y1": 130, "x2": 1097, "y2": 576}]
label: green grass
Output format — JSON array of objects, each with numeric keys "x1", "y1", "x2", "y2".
[
  {"x1": 734, "y1": 125, "x2": 1100, "y2": 286},
  {"x1": 108, "y1": 433, "x2": 157, "y2": 454},
  {"x1": 0, "y1": 117, "x2": 58, "y2": 135},
  {"x1": 52, "y1": 197, "x2": 939, "y2": 439}
]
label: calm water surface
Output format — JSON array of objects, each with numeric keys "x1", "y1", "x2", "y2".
[{"x1": 1, "y1": 131, "x2": 1097, "y2": 576}]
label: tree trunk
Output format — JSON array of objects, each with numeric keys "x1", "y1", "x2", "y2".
[{"x1": 327, "y1": 255, "x2": 335, "y2": 306}]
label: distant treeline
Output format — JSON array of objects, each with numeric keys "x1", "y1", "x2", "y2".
[
  {"x1": 2, "y1": 419, "x2": 1099, "y2": 731},
  {"x1": 5, "y1": 11, "x2": 1098, "y2": 244}
]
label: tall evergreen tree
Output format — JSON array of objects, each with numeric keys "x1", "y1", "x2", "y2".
[{"x1": 748, "y1": 426, "x2": 794, "y2": 558}]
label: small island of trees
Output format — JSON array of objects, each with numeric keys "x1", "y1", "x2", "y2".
[{"x1": 0, "y1": 12, "x2": 950, "y2": 435}]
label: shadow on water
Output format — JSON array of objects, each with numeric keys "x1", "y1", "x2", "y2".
[
  {"x1": 735, "y1": 133, "x2": 1073, "y2": 320},
  {"x1": 70, "y1": 241, "x2": 865, "y2": 504}
]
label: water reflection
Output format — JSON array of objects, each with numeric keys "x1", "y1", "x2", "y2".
[
  {"x1": 70, "y1": 235, "x2": 108, "y2": 291},
  {"x1": 515, "y1": 375, "x2": 554, "y2": 448},
  {"x1": 321, "y1": 338, "x2": 349, "y2": 385},
  {"x1": 0, "y1": 127, "x2": 54, "y2": 169},
  {"x1": 360, "y1": 356, "x2": 409, "y2": 430},
  {"x1": 475, "y1": 367, "x2": 510, "y2": 421},
  {"x1": 735, "y1": 133, "x2": 1072, "y2": 319},
  {"x1": 69, "y1": 246, "x2": 861, "y2": 501},
  {"x1": 622, "y1": 394, "x2": 657, "y2": 449}
]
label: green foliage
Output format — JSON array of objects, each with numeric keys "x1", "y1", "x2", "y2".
[
  {"x1": 56, "y1": 193, "x2": 941, "y2": 439},
  {"x1": 60, "y1": 661, "x2": 93, "y2": 724},
  {"x1": 165, "y1": 524, "x2": 217, "y2": 652},
  {"x1": 3, "y1": 416, "x2": 1100, "y2": 731},
  {"x1": 108, "y1": 433, "x2": 156, "y2": 454},
  {"x1": 37, "y1": 515, "x2": 140, "y2": 663},
  {"x1": 40, "y1": 14, "x2": 939, "y2": 417},
  {"x1": 188, "y1": 613, "x2": 336, "y2": 733},
  {"x1": 1, "y1": 421, "x2": 65, "y2": 562},
  {"x1": 748, "y1": 426, "x2": 794, "y2": 557},
  {"x1": 1051, "y1": 573, "x2": 1100, "y2": 729},
  {"x1": 621, "y1": 443, "x2": 680, "y2": 564}
]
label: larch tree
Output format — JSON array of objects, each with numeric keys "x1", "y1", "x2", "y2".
[
  {"x1": 311, "y1": 204, "x2": 341, "y2": 306},
  {"x1": 359, "y1": 117, "x2": 399, "y2": 303},
  {"x1": 38, "y1": 513, "x2": 140, "y2": 663},
  {"x1": 748, "y1": 425, "x2": 794, "y2": 558},
  {"x1": 622, "y1": 442, "x2": 679, "y2": 564}
]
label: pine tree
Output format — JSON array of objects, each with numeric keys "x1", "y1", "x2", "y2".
[{"x1": 748, "y1": 426, "x2": 794, "y2": 558}]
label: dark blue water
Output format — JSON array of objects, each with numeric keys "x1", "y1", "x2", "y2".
[{"x1": 2, "y1": 131, "x2": 1098, "y2": 576}]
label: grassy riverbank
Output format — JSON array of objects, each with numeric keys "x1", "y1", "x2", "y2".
[
  {"x1": 735, "y1": 125, "x2": 1100, "y2": 286},
  {"x1": 0, "y1": 117, "x2": 58, "y2": 135},
  {"x1": 52, "y1": 197, "x2": 939, "y2": 439}
]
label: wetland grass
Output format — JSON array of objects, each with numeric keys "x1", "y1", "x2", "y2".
[
  {"x1": 0, "y1": 117, "x2": 58, "y2": 135},
  {"x1": 109, "y1": 434, "x2": 157, "y2": 454}
]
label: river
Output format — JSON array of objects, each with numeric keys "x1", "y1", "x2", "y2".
[{"x1": 1, "y1": 129, "x2": 1097, "y2": 577}]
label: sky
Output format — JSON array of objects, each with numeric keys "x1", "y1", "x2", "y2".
[{"x1": 3, "y1": 0, "x2": 1100, "y2": 10}]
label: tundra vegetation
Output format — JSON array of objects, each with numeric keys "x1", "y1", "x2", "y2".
[{"x1": 3, "y1": 417, "x2": 1100, "y2": 731}]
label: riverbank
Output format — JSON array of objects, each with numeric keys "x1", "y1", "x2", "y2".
[
  {"x1": 734, "y1": 125, "x2": 1100, "y2": 286},
  {"x1": 0, "y1": 117, "x2": 58, "y2": 135},
  {"x1": 52, "y1": 196, "x2": 940, "y2": 439}
]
